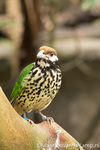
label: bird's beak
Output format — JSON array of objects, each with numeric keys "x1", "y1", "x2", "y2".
[{"x1": 37, "y1": 50, "x2": 45, "y2": 59}]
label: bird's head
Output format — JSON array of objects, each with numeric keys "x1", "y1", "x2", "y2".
[{"x1": 37, "y1": 46, "x2": 58, "y2": 62}]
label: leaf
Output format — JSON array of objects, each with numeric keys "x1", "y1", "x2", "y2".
[{"x1": 81, "y1": 0, "x2": 100, "y2": 10}]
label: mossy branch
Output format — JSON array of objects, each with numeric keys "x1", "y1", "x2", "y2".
[{"x1": 0, "y1": 87, "x2": 84, "y2": 150}]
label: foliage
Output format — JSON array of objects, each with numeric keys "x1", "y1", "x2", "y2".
[{"x1": 81, "y1": 0, "x2": 100, "y2": 10}]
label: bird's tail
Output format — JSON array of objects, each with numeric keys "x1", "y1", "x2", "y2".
[{"x1": 13, "y1": 103, "x2": 23, "y2": 116}]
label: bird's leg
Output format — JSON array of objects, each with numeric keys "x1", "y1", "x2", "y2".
[
  {"x1": 23, "y1": 111, "x2": 34, "y2": 124},
  {"x1": 36, "y1": 111, "x2": 47, "y2": 120},
  {"x1": 35, "y1": 110, "x2": 54, "y2": 123},
  {"x1": 23, "y1": 111, "x2": 28, "y2": 120}
]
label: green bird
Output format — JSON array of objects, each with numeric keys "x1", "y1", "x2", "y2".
[{"x1": 10, "y1": 46, "x2": 62, "y2": 122}]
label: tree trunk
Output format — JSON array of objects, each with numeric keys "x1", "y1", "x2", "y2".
[{"x1": 0, "y1": 87, "x2": 84, "y2": 150}]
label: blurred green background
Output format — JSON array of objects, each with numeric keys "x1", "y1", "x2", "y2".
[{"x1": 0, "y1": 0, "x2": 100, "y2": 149}]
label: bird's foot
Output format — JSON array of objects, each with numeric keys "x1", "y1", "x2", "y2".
[
  {"x1": 44, "y1": 116, "x2": 54, "y2": 123},
  {"x1": 42, "y1": 115, "x2": 54, "y2": 122},
  {"x1": 36, "y1": 110, "x2": 54, "y2": 123},
  {"x1": 24, "y1": 117, "x2": 34, "y2": 124},
  {"x1": 27, "y1": 119, "x2": 34, "y2": 124}
]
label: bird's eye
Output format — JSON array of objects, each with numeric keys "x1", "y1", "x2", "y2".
[{"x1": 50, "y1": 52, "x2": 54, "y2": 57}]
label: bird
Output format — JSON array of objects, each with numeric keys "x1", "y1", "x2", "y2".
[{"x1": 10, "y1": 46, "x2": 62, "y2": 122}]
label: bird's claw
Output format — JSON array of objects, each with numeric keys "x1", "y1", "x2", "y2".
[
  {"x1": 35, "y1": 110, "x2": 54, "y2": 123},
  {"x1": 42, "y1": 115, "x2": 54, "y2": 123},
  {"x1": 26, "y1": 119, "x2": 34, "y2": 124},
  {"x1": 47, "y1": 117, "x2": 54, "y2": 124}
]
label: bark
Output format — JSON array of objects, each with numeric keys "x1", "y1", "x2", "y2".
[{"x1": 0, "y1": 87, "x2": 84, "y2": 150}]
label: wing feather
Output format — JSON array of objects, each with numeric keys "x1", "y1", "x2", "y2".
[{"x1": 10, "y1": 63, "x2": 35, "y2": 103}]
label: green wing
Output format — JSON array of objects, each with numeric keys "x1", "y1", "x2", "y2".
[{"x1": 10, "y1": 63, "x2": 35, "y2": 103}]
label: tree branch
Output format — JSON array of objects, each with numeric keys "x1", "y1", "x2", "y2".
[{"x1": 0, "y1": 87, "x2": 84, "y2": 150}]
